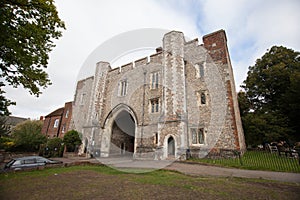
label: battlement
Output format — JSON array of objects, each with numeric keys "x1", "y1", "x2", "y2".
[
  {"x1": 107, "y1": 51, "x2": 163, "y2": 76},
  {"x1": 120, "y1": 62, "x2": 133, "y2": 73},
  {"x1": 92, "y1": 29, "x2": 229, "y2": 78},
  {"x1": 185, "y1": 38, "x2": 199, "y2": 46},
  {"x1": 134, "y1": 56, "x2": 148, "y2": 66},
  {"x1": 76, "y1": 76, "x2": 94, "y2": 89}
]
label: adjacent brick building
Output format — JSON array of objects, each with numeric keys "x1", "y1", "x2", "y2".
[
  {"x1": 42, "y1": 102, "x2": 72, "y2": 138},
  {"x1": 71, "y1": 30, "x2": 246, "y2": 159}
]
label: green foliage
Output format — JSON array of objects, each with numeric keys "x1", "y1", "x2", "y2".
[
  {"x1": 47, "y1": 137, "x2": 63, "y2": 151},
  {"x1": 0, "y1": 136, "x2": 14, "y2": 150},
  {"x1": 240, "y1": 46, "x2": 300, "y2": 145},
  {"x1": 0, "y1": 83, "x2": 15, "y2": 116},
  {"x1": 242, "y1": 112, "x2": 290, "y2": 145},
  {"x1": 39, "y1": 137, "x2": 63, "y2": 157},
  {"x1": 11, "y1": 120, "x2": 46, "y2": 152},
  {"x1": 63, "y1": 130, "x2": 82, "y2": 152},
  {"x1": 0, "y1": 116, "x2": 9, "y2": 137},
  {"x1": 0, "y1": 0, "x2": 65, "y2": 115}
]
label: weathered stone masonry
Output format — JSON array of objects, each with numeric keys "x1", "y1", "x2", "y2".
[{"x1": 71, "y1": 30, "x2": 246, "y2": 160}]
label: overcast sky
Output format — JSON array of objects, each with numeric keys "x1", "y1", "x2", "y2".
[{"x1": 5, "y1": 0, "x2": 300, "y2": 119}]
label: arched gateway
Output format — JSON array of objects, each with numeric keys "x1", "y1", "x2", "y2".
[{"x1": 101, "y1": 104, "x2": 137, "y2": 157}]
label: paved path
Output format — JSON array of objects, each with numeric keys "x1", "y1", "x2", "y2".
[
  {"x1": 166, "y1": 162, "x2": 300, "y2": 183},
  {"x1": 54, "y1": 157, "x2": 300, "y2": 183}
]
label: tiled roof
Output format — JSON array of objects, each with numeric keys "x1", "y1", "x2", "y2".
[
  {"x1": 45, "y1": 107, "x2": 64, "y2": 117},
  {"x1": 4, "y1": 116, "x2": 28, "y2": 126}
]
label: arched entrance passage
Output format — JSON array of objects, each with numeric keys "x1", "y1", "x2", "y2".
[
  {"x1": 110, "y1": 110, "x2": 135, "y2": 156},
  {"x1": 168, "y1": 136, "x2": 175, "y2": 157},
  {"x1": 102, "y1": 104, "x2": 137, "y2": 157}
]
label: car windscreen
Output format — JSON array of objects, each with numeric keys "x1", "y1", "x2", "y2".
[
  {"x1": 5, "y1": 159, "x2": 16, "y2": 167},
  {"x1": 12, "y1": 160, "x2": 22, "y2": 166}
]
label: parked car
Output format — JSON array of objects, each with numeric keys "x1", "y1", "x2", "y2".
[{"x1": 3, "y1": 156, "x2": 63, "y2": 172}]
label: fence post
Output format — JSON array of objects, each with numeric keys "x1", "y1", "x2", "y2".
[
  {"x1": 238, "y1": 151, "x2": 243, "y2": 166},
  {"x1": 234, "y1": 150, "x2": 243, "y2": 166}
]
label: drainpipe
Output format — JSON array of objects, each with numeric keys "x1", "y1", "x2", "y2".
[
  {"x1": 141, "y1": 70, "x2": 147, "y2": 149},
  {"x1": 184, "y1": 60, "x2": 190, "y2": 159},
  {"x1": 56, "y1": 113, "x2": 63, "y2": 138}
]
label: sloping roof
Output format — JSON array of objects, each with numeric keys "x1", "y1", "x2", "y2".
[
  {"x1": 45, "y1": 107, "x2": 64, "y2": 118},
  {"x1": 4, "y1": 116, "x2": 28, "y2": 126}
]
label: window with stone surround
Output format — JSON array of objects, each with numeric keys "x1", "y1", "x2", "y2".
[
  {"x1": 150, "y1": 98, "x2": 159, "y2": 113},
  {"x1": 80, "y1": 93, "x2": 86, "y2": 105},
  {"x1": 153, "y1": 132, "x2": 159, "y2": 145},
  {"x1": 191, "y1": 128, "x2": 204, "y2": 144},
  {"x1": 201, "y1": 92, "x2": 206, "y2": 104},
  {"x1": 118, "y1": 80, "x2": 128, "y2": 96},
  {"x1": 195, "y1": 63, "x2": 204, "y2": 79},
  {"x1": 150, "y1": 71, "x2": 159, "y2": 89},
  {"x1": 196, "y1": 90, "x2": 207, "y2": 106}
]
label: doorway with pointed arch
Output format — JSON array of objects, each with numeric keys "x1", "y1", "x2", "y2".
[
  {"x1": 167, "y1": 136, "x2": 175, "y2": 158},
  {"x1": 109, "y1": 107, "x2": 136, "y2": 157}
]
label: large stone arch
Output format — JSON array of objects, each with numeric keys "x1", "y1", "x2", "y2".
[{"x1": 100, "y1": 104, "x2": 138, "y2": 157}]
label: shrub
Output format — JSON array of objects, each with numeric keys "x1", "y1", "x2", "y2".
[
  {"x1": 11, "y1": 120, "x2": 46, "y2": 152},
  {"x1": 63, "y1": 130, "x2": 82, "y2": 152}
]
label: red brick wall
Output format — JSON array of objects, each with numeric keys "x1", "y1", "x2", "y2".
[
  {"x1": 203, "y1": 29, "x2": 245, "y2": 151},
  {"x1": 41, "y1": 102, "x2": 73, "y2": 139},
  {"x1": 203, "y1": 30, "x2": 228, "y2": 64},
  {"x1": 41, "y1": 118, "x2": 50, "y2": 135},
  {"x1": 44, "y1": 116, "x2": 61, "y2": 138},
  {"x1": 59, "y1": 102, "x2": 72, "y2": 138}
]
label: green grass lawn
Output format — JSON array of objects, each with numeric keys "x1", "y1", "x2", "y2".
[
  {"x1": 0, "y1": 165, "x2": 299, "y2": 200},
  {"x1": 189, "y1": 150, "x2": 300, "y2": 173}
]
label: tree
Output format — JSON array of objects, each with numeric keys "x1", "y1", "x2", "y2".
[
  {"x1": 0, "y1": 83, "x2": 15, "y2": 116},
  {"x1": 0, "y1": 116, "x2": 9, "y2": 137},
  {"x1": 0, "y1": 0, "x2": 65, "y2": 115},
  {"x1": 12, "y1": 120, "x2": 46, "y2": 151},
  {"x1": 63, "y1": 130, "x2": 82, "y2": 152},
  {"x1": 240, "y1": 46, "x2": 300, "y2": 146}
]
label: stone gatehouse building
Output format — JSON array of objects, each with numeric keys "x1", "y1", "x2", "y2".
[{"x1": 71, "y1": 30, "x2": 246, "y2": 160}]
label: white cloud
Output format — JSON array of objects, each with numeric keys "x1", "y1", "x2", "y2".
[
  {"x1": 188, "y1": 0, "x2": 300, "y2": 88},
  {"x1": 5, "y1": 0, "x2": 199, "y2": 119},
  {"x1": 5, "y1": 0, "x2": 300, "y2": 118}
]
